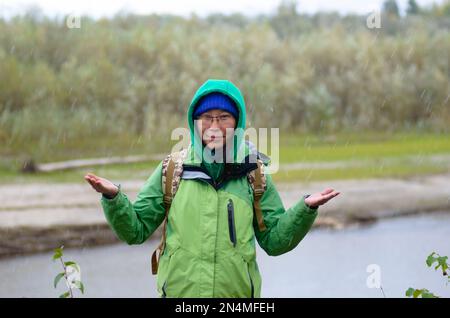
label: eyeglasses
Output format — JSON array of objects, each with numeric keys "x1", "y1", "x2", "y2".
[{"x1": 196, "y1": 114, "x2": 234, "y2": 125}]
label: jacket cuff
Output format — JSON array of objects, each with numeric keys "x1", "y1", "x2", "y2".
[
  {"x1": 300, "y1": 196, "x2": 319, "y2": 214},
  {"x1": 288, "y1": 197, "x2": 318, "y2": 228},
  {"x1": 101, "y1": 184, "x2": 122, "y2": 204}
]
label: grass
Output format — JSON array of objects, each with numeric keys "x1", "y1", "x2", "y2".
[
  {"x1": 276, "y1": 132, "x2": 450, "y2": 163},
  {"x1": 1, "y1": 133, "x2": 170, "y2": 163},
  {"x1": 0, "y1": 160, "x2": 161, "y2": 184},
  {"x1": 271, "y1": 162, "x2": 449, "y2": 183},
  {"x1": 0, "y1": 131, "x2": 449, "y2": 184},
  {"x1": 0, "y1": 131, "x2": 172, "y2": 183}
]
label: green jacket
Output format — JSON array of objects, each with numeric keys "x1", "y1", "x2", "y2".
[{"x1": 101, "y1": 79, "x2": 318, "y2": 298}]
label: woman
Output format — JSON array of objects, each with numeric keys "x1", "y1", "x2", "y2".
[{"x1": 84, "y1": 79, "x2": 340, "y2": 297}]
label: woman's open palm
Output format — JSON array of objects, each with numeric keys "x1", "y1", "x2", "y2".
[
  {"x1": 84, "y1": 173, "x2": 118, "y2": 197},
  {"x1": 304, "y1": 188, "x2": 340, "y2": 208}
]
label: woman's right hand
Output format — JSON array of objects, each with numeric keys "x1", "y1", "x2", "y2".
[{"x1": 84, "y1": 173, "x2": 119, "y2": 198}]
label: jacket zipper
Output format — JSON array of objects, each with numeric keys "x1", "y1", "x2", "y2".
[
  {"x1": 162, "y1": 281, "x2": 167, "y2": 298},
  {"x1": 247, "y1": 263, "x2": 254, "y2": 298},
  {"x1": 227, "y1": 199, "x2": 237, "y2": 247}
]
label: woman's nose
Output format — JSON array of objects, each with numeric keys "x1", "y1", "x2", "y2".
[{"x1": 209, "y1": 120, "x2": 221, "y2": 129}]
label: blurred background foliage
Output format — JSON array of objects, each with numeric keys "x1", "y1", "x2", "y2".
[{"x1": 0, "y1": 0, "x2": 449, "y2": 164}]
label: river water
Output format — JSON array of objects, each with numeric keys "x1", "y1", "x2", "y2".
[{"x1": 1, "y1": 212, "x2": 449, "y2": 298}]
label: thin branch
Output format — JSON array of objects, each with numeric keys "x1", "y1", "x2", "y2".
[{"x1": 380, "y1": 285, "x2": 386, "y2": 298}]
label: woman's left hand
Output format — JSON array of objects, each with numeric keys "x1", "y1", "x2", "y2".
[{"x1": 304, "y1": 188, "x2": 340, "y2": 208}]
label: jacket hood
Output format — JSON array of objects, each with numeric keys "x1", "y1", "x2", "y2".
[{"x1": 187, "y1": 79, "x2": 247, "y2": 163}]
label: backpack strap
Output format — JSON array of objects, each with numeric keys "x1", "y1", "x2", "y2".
[
  {"x1": 151, "y1": 149, "x2": 187, "y2": 275},
  {"x1": 247, "y1": 159, "x2": 267, "y2": 232}
]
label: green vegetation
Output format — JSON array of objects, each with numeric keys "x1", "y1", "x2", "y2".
[
  {"x1": 1, "y1": 1, "x2": 449, "y2": 184},
  {"x1": 278, "y1": 132, "x2": 450, "y2": 163},
  {"x1": 52, "y1": 246, "x2": 85, "y2": 298},
  {"x1": 406, "y1": 252, "x2": 449, "y2": 298},
  {"x1": 272, "y1": 160, "x2": 448, "y2": 183}
]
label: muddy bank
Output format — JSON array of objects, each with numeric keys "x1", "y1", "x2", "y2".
[
  {"x1": 0, "y1": 224, "x2": 119, "y2": 259},
  {"x1": 1, "y1": 173, "x2": 449, "y2": 258}
]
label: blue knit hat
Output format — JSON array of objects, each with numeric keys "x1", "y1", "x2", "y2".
[{"x1": 193, "y1": 92, "x2": 239, "y2": 119}]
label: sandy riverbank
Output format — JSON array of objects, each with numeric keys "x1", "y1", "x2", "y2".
[{"x1": 1, "y1": 173, "x2": 449, "y2": 258}]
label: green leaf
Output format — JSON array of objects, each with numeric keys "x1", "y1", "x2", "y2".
[
  {"x1": 426, "y1": 254, "x2": 437, "y2": 267},
  {"x1": 74, "y1": 281, "x2": 85, "y2": 294},
  {"x1": 53, "y1": 246, "x2": 65, "y2": 260},
  {"x1": 405, "y1": 288, "x2": 414, "y2": 297},
  {"x1": 53, "y1": 250, "x2": 62, "y2": 260},
  {"x1": 437, "y1": 257, "x2": 448, "y2": 271},
  {"x1": 65, "y1": 261, "x2": 80, "y2": 272},
  {"x1": 59, "y1": 291, "x2": 70, "y2": 298},
  {"x1": 422, "y1": 292, "x2": 438, "y2": 298},
  {"x1": 53, "y1": 272, "x2": 65, "y2": 288},
  {"x1": 413, "y1": 289, "x2": 422, "y2": 298}
]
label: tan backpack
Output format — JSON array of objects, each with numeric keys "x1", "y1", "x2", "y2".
[{"x1": 151, "y1": 149, "x2": 268, "y2": 275}]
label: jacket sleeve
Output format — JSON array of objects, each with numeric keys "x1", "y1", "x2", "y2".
[
  {"x1": 254, "y1": 173, "x2": 318, "y2": 256},
  {"x1": 100, "y1": 161, "x2": 166, "y2": 245}
]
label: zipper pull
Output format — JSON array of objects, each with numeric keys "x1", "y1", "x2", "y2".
[{"x1": 227, "y1": 199, "x2": 237, "y2": 247}]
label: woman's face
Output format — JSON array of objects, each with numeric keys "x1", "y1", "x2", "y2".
[{"x1": 195, "y1": 109, "x2": 236, "y2": 149}]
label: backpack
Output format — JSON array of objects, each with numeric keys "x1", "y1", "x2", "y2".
[{"x1": 151, "y1": 148, "x2": 268, "y2": 275}]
